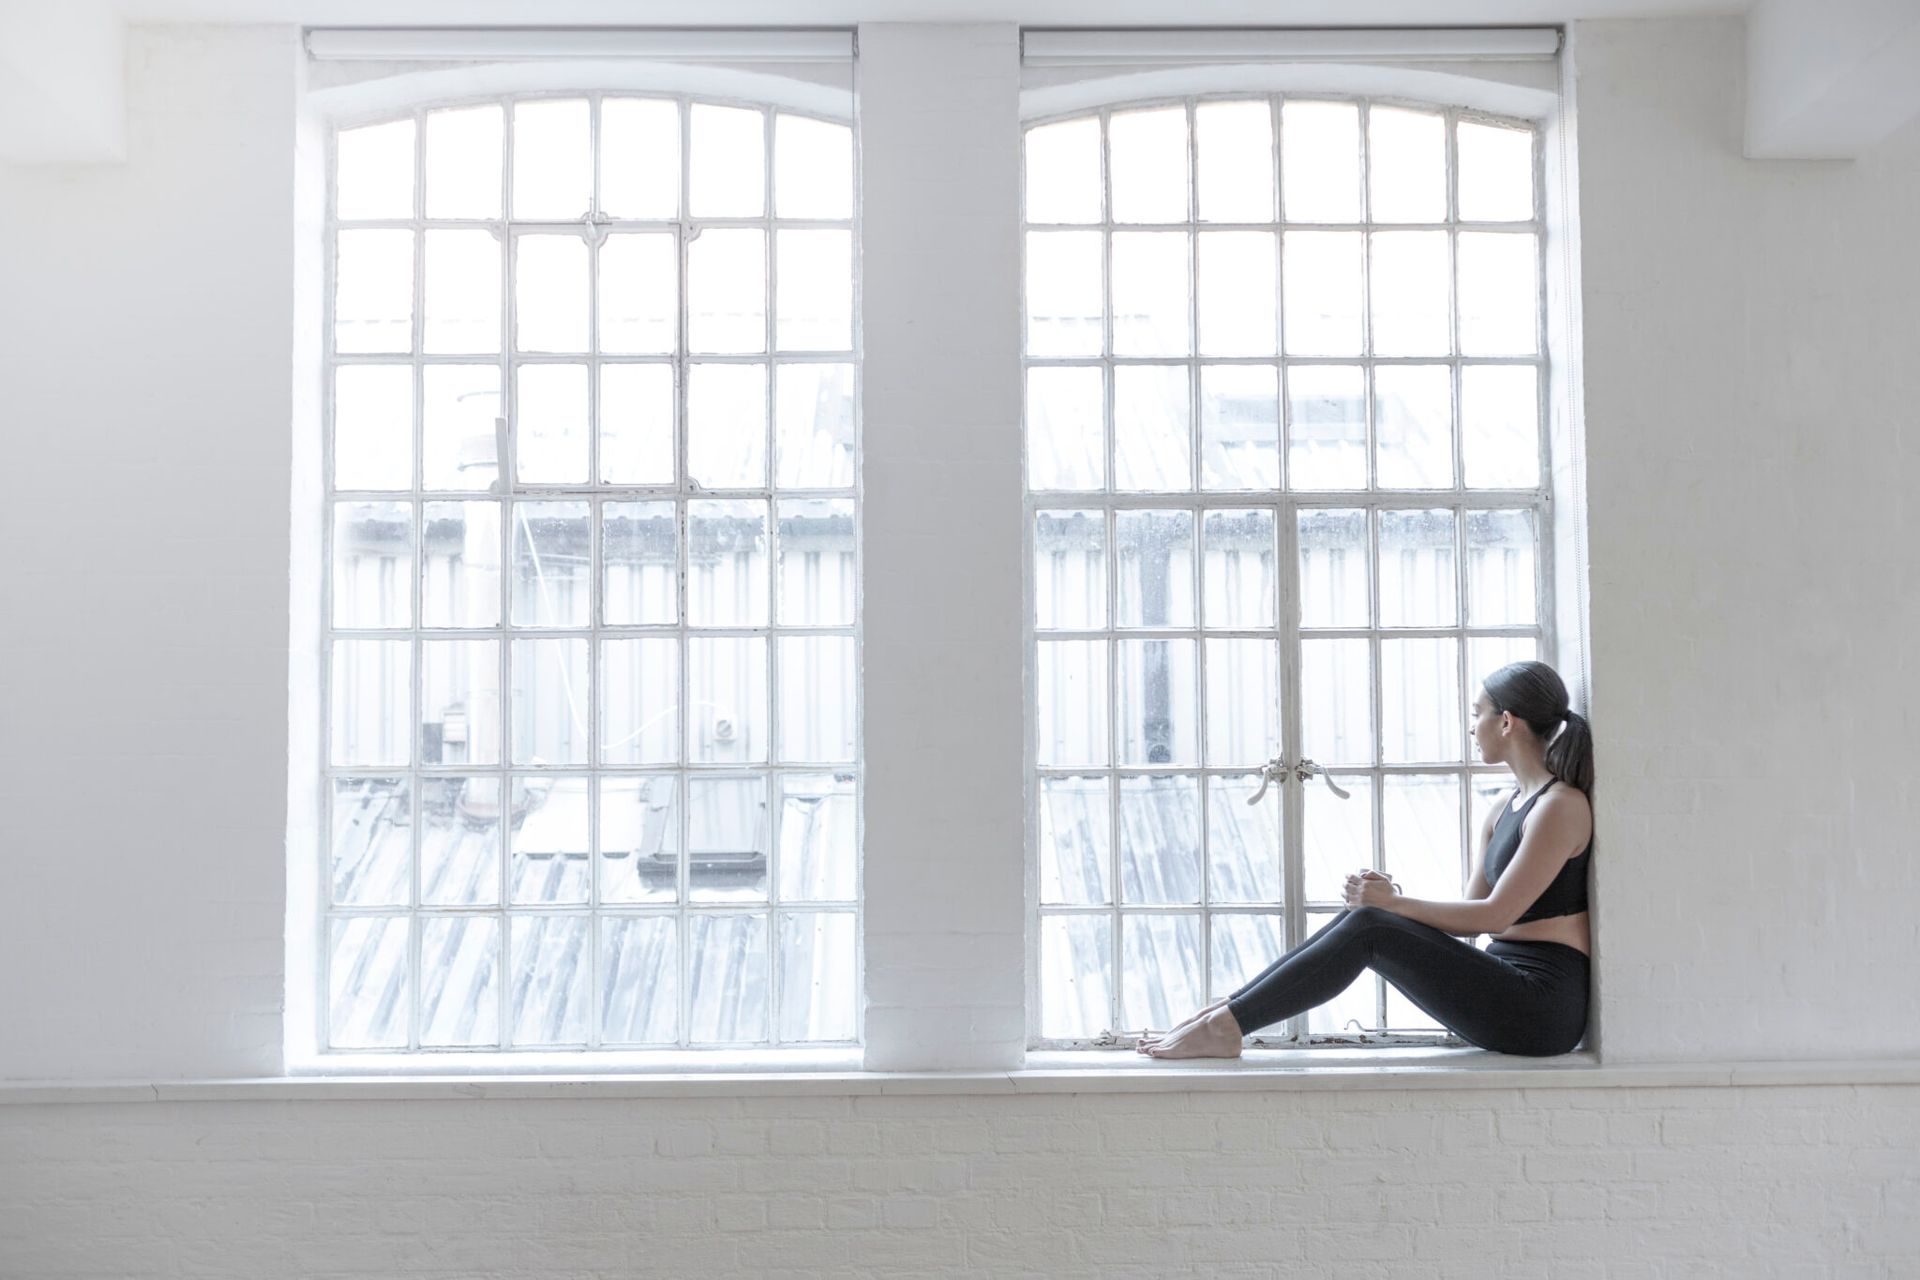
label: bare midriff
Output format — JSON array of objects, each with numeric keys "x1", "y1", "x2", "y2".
[{"x1": 1492, "y1": 910, "x2": 1590, "y2": 956}]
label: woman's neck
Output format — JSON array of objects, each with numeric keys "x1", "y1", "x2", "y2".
[{"x1": 1510, "y1": 755, "x2": 1554, "y2": 797}]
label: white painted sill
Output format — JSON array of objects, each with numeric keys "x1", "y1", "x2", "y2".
[{"x1": 7, "y1": 1050, "x2": 1920, "y2": 1103}]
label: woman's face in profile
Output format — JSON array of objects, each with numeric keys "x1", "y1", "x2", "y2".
[{"x1": 1469, "y1": 688, "x2": 1504, "y2": 764}]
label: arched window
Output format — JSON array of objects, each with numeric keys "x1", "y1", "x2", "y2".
[
  {"x1": 322, "y1": 93, "x2": 858, "y2": 1052},
  {"x1": 1024, "y1": 97, "x2": 1547, "y2": 1046}
]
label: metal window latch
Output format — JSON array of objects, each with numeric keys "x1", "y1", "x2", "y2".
[
  {"x1": 1293, "y1": 757, "x2": 1351, "y2": 800},
  {"x1": 1247, "y1": 753, "x2": 1352, "y2": 804}
]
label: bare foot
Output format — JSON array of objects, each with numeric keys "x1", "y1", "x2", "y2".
[
  {"x1": 1144, "y1": 1005, "x2": 1244, "y2": 1060},
  {"x1": 1134, "y1": 997, "x2": 1230, "y2": 1053}
]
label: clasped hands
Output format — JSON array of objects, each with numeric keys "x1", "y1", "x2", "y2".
[{"x1": 1342, "y1": 868, "x2": 1401, "y2": 910}]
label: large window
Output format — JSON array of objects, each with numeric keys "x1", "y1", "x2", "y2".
[
  {"x1": 322, "y1": 94, "x2": 858, "y2": 1051},
  {"x1": 1024, "y1": 98, "x2": 1548, "y2": 1046}
]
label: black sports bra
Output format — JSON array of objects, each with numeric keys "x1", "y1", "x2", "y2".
[{"x1": 1483, "y1": 780, "x2": 1591, "y2": 924}]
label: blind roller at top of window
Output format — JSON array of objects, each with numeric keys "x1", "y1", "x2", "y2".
[
  {"x1": 305, "y1": 28, "x2": 857, "y2": 63},
  {"x1": 1020, "y1": 28, "x2": 1560, "y2": 66}
]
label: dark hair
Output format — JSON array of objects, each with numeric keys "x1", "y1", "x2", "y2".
[{"x1": 1483, "y1": 661, "x2": 1594, "y2": 796}]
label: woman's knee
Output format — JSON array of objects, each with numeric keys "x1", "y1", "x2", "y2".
[{"x1": 1343, "y1": 905, "x2": 1397, "y2": 929}]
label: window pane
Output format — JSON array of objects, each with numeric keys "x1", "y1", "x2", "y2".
[
  {"x1": 599, "y1": 233, "x2": 677, "y2": 356},
  {"x1": 1379, "y1": 507, "x2": 1458, "y2": 627},
  {"x1": 1461, "y1": 365, "x2": 1540, "y2": 489},
  {"x1": 328, "y1": 916, "x2": 409, "y2": 1048},
  {"x1": 599, "y1": 98, "x2": 680, "y2": 220},
  {"x1": 1368, "y1": 231, "x2": 1450, "y2": 357},
  {"x1": 1111, "y1": 232, "x2": 1190, "y2": 357},
  {"x1": 1281, "y1": 101, "x2": 1360, "y2": 223},
  {"x1": 1211, "y1": 914, "x2": 1285, "y2": 1012},
  {"x1": 1303, "y1": 773, "x2": 1373, "y2": 903},
  {"x1": 601, "y1": 915, "x2": 678, "y2": 1042},
  {"x1": 337, "y1": 118, "x2": 414, "y2": 220},
  {"x1": 1026, "y1": 231, "x2": 1103, "y2": 358},
  {"x1": 777, "y1": 773, "x2": 856, "y2": 902},
  {"x1": 1040, "y1": 913, "x2": 1112, "y2": 1039},
  {"x1": 1458, "y1": 232, "x2": 1538, "y2": 355},
  {"x1": 1297, "y1": 507, "x2": 1370, "y2": 629},
  {"x1": 330, "y1": 777, "x2": 410, "y2": 907},
  {"x1": 510, "y1": 637, "x2": 588, "y2": 767},
  {"x1": 1122, "y1": 913, "x2": 1203, "y2": 1034},
  {"x1": 1375, "y1": 365, "x2": 1454, "y2": 490},
  {"x1": 688, "y1": 912, "x2": 770, "y2": 1042},
  {"x1": 1367, "y1": 107, "x2": 1446, "y2": 223},
  {"x1": 1382, "y1": 773, "x2": 1463, "y2": 901},
  {"x1": 1025, "y1": 117, "x2": 1102, "y2": 224},
  {"x1": 777, "y1": 499, "x2": 855, "y2": 627},
  {"x1": 1027, "y1": 365, "x2": 1104, "y2": 491},
  {"x1": 1110, "y1": 106, "x2": 1188, "y2": 224},
  {"x1": 1197, "y1": 231, "x2": 1278, "y2": 356},
  {"x1": 335, "y1": 229, "x2": 412, "y2": 354},
  {"x1": 1116, "y1": 638, "x2": 1197, "y2": 766},
  {"x1": 331, "y1": 639, "x2": 410, "y2": 767},
  {"x1": 1382, "y1": 636, "x2": 1462, "y2": 763},
  {"x1": 776, "y1": 229, "x2": 853, "y2": 352},
  {"x1": 421, "y1": 776, "x2": 501, "y2": 906},
  {"x1": 688, "y1": 499, "x2": 769, "y2": 628},
  {"x1": 686, "y1": 363, "x2": 768, "y2": 490},
  {"x1": 1113, "y1": 365, "x2": 1192, "y2": 492},
  {"x1": 1115, "y1": 508, "x2": 1195, "y2": 629},
  {"x1": 690, "y1": 104, "x2": 766, "y2": 218},
  {"x1": 1466, "y1": 509, "x2": 1538, "y2": 626},
  {"x1": 514, "y1": 364, "x2": 589, "y2": 484},
  {"x1": 1119, "y1": 775, "x2": 1200, "y2": 904},
  {"x1": 1458, "y1": 120, "x2": 1533, "y2": 222},
  {"x1": 1034, "y1": 509, "x2": 1106, "y2": 631},
  {"x1": 511, "y1": 500, "x2": 590, "y2": 628},
  {"x1": 775, "y1": 363, "x2": 855, "y2": 490},
  {"x1": 599, "y1": 363, "x2": 674, "y2": 486},
  {"x1": 1196, "y1": 100, "x2": 1274, "y2": 223},
  {"x1": 1039, "y1": 775, "x2": 1111, "y2": 905},
  {"x1": 1036, "y1": 639, "x2": 1107, "y2": 767},
  {"x1": 603, "y1": 500, "x2": 677, "y2": 626},
  {"x1": 510, "y1": 775, "x2": 590, "y2": 904},
  {"x1": 1199, "y1": 364, "x2": 1279, "y2": 491},
  {"x1": 334, "y1": 365, "x2": 412, "y2": 491},
  {"x1": 511, "y1": 100, "x2": 591, "y2": 221},
  {"x1": 601, "y1": 776, "x2": 678, "y2": 905},
  {"x1": 1469, "y1": 635, "x2": 1538, "y2": 695},
  {"x1": 779, "y1": 636, "x2": 855, "y2": 763},
  {"x1": 688, "y1": 637, "x2": 768, "y2": 764},
  {"x1": 1209, "y1": 775, "x2": 1281, "y2": 904},
  {"x1": 775, "y1": 114, "x2": 852, "y2": 220},
  {"x1": 423, "y1": 229, "x2": 500, "y2": 355},
  {"x1": 514, "y1": 234, "x2": 589, "y2": 354},
  {"x1": 687, "y1": 228, "x2": 767, "y2": 355},
  {"x1": 421, "y1": 916, "x2": 500, "y2": 1048},
  {"x1": 1304, "y1": 916, "x2": 1378, "y2": 1035},
  {"x1": 425, "y1": 105, "x2": 503, "y2": 220},
  {"x1": 1205, "y1": 638, "x2": 1278, "y2": 767},
  {"x1": 1282, "y1": 231, "x2": 1362, "y2": 356},
  {"x1": 1300, "y1": 637, "x2": 1372, "y2": 766},
  {"x1": 600, "y1": 638, "x2": 679, "y2": 765},
  {"x1": 778, "y1": 911, "x2": 856, "y2": 1042},
  {"x1": 508, "y1": 914, "x2": 590, "y2": 1046},
  {"x1": 1201, "y1": 507, "x2": 1276, "y2": 630},
  {"x1": 1286, "y1": 365, "x2": 1366, "y2": 491},
  {"x1": 421, "y1": 500, "x2": 500, "y2": 629},
  {"x1": 422, "y1": 365, "x2": 500, "y2": 491},
  {"x1": 421, "y1": 638, "x2": 500, "y2": 767}
]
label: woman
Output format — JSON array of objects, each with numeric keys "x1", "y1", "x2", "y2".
[{"x1": 1138, "y1": 660, "x2": 1594, "y2": 1059}]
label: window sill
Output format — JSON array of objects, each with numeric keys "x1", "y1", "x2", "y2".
[{"x1": 6, "y1": 1050, "x2": 1920, "y2": 1104}]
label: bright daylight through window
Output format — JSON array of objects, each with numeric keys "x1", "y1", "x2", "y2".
[
  {"x1": 1025, "y1": 98, "x2": 1547, "y2": 1046},
  {"x1": 324, "y1": 95, "x2": 858, "y2": 1051}
]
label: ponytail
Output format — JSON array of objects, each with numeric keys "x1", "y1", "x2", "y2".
[{"x1": 1546, "y1": 709, "x2": 1594, "y2": 797}]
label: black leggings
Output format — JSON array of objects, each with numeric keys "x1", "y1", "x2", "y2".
[{"x1": 1224, "y1": 906, "x2": 1589, "y2": 1057}]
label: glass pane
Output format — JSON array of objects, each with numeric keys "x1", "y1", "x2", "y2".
[
  {"x1": 686, "y1": 363, "x2": 768, "y2": 490},
  {"x1": 1114, "y1": 508, "x2": 1195, "y2": 628},
  {"x1": 514, "y1": 234, "x2": 589, "y2": 353},
  {"x1": 1025, "y1": 117, "x2": 1102, "y2": 224},
  {"x1": 1039, "y1": 774, "x2": 1110, "y2": 906},
  {"x1": 1382, "y1": 636, "x2": 1462, "y2": 763},
  {"x1": 337, "y1": 118, "x2": 413, "y2": 220},
  {"x1": 1460, "y1": 365, "x2": 1540, "y2": 489},
  {"x1": 603, "y1": 500, "x2": 677, "y2": 626},
  {"x1": 776, "y1": 229, "x2": 853, "y2": 352},
  {"x1": 511, "y1": 99, "x2": 591, "y2": 220},
  {"x1": 1034, "y1": 509, "x2": 1106, "y2": 631},
  {"x1": 1383, "y1": 773, "x2": 1464, "y2": 902},
  {"x1": 511, "y1": 774, "x2": 590, "y2": 905},
  {"x1": 1119, "y1": 774, "x2": 1200, "y2": 904},
  {"x1": 1209, "y1": 775, "x2": 1281, "y2": 904},
  {"x1": 423, "y1": 229, "x2": 500, "y2": 355},
  {"x1": 1041, "y1": 913, "x2": 1112, "y2": 1039},
  {"x1": 1211, "y1": 914, "x2": 1285, "y2": 1019},
  {"x1": 775, "y1": 363, "x2": 855, "y2": 490},
  {"x1": 330, "y1": 777, "x2": 409, "y2": 907},
  {"x1": 1286, "y1": 365, "x2": 1367, "y2": 490},
  {"x1": 778, "y1": 912, "x2": 856, "y2": 1042},
  {"x1": 1199, "y1": 364, "x2": 1279, "y2": 492},
  {"x1": 688, "y1": 499, "x2": 770, "y2": 628},
  {"x1": 1300, "y1": 637, "x2": 1372, "y2": 766},
  {"x1": 422, "y1": 500, "x2": 501, "y2": 628},
  {"x1": 690, "y1": 104, "x2": 766, "y2": 218},
  {"x1": 1458, "y1": 232, "x2": 1539, "y2": 356},
  {"x1": 1297, "y1": 507, "x2": 1370, "y2": 629},
  {"x1": 422, "y1": 365, "x2": 500, "y2": 491},
  {"x1": 688, "y1": 637, "x2": 768, "y2": 764},
  {"x1": 514, "y1": 364, "x2": 589, "y2": 484},
  {"x1": 1375, "y1": 365, "x2": 1454, "y2": 490},
  {"x1": 600, "y1": 637, "x2": 678, "y2": 765},
  {"x1": 599, "y1": 233, "x2": 677, "y2": 356},
  {"x1": 599, "y1": 98, "x2": 679, "y2": 220},
  {"x1": 1379, "y1": 507, "x2": 1458, "y2": 627},
  {"x1": 332, "y1": 501, "x2": 411, "y2": 629},
  {"x1": 420, "y1": 776, "x2": 502, "y2": 906},
  {"x1": 511, "y1": 500, "x2": 590, "y2": 628},
  {"x1": 1281, "y1": 231, "x2": 1362, "y2": 356},
  {"x1": 1036, "y1": 639, "x2": 1107, "y2": 767},
  {"x1": 1201, "y1": 507, "x2": 1276, "y2": 629},
  {"x1": 1111, "y1": 232, "x2": 1190, "y2": 357},
  {"x1": 1458, "y1": 120, "x2": 1533, "y2": 222},
  {"x1": 1367, "y1": 107, "x2": 1446, "y2": 223},
  {"x1": 601, "y1": 775, "x2": 678, "y2": 905},
  {"x1": 778, "y1": 636, "x2": 855, "y2": 763},
  {"x1": 1122, "y1": 914, "x2": 1204, "y2": 1034},
  {"x1": 328, "y1": 916, "x2": 409, "y2": 1048},
  {"x1": 1196, "y1": 100, "x2": 1274, "y2": 223},
  {"x1": 1305, "y1": 919, "x2": 1379, "y2": 1035},
  {"x1": 1027, "y1": 365, "x2": 1104, "y2": 491},
  {"x1": 334, "y1": 365, "x2": 412, "y2": 491},
  {"x1": 508, "y1": 914, "x2": 590, "y2": 1046},
  {"x1": 420, "y1": 916, "x2": 499, "y2": 1048},
  {"x1": 1281, "y1": 101, "x2": 1361, "y2": 223},
  {"x1": 425, "y1": 104, "x2": 502, "y2": 220},
  {"x1": 421, "y1": 638, "x2": 500, "y2": 767},
  {"x1": 777, "y1": 499, "x2": 855, "y2": 627},
  {"x1": 334, "y1": 229, "x2": 412, "y2": 355},
  {"x1": 331, "y1": 639, "x2": 409, "y2": 766},
  {"x1": 1386, "y1": 981, "x2": 1446, "y2": 1033},
  {"x1": 688, "y1": 913, "x2": 770, "y2": 1042},
  {"x1": 1116, "y1": 638, "x2": 1198, "y2": 766},
  {"x1": 1110, "y1": 106, "x2": 1188, "y2": 224},
  {"x1": 775, "y1": 114, "x2": 852, "y2": 220},
  {"x1": 1113, "y1": 364, "x2": 1192, "y2": 492},
  {"x1": 1026, "y1": 231, "x2": 1103, "y2": 358},
  {"x1": 600, "y1": 364, "x2": 674, "y2": 486},
  {"x1": 600, "y1": 914, "x2": 677, "y2": 1043},
  {"x1": 1205, "y1": 638, "x2": 1278, "y2": 767},
  {"x1": 687, "y1": 228, "x2": 767, "y2": 355},
  {"x1": 1303, "y1": 773, "x2": 1373, "y2": 903},
  {"x1": 510, "y1": 637, "x2": 588, "y2": 767},
  {"x1": 1467, "y1": 509, "x2": 1538, "y2": 626},
  {"x1": 1369, "y1": 231, "x2": 1450, "y2": 358},
  {"x1": 1197, "y1": 232, "x2": 1277, "y2": 357},
  {"x1": 777, "y1": 773, "x2": 856, "y2": 902},
  {"x1": 1468, "y1": 635, "x2": 1538, "y2": 699}
]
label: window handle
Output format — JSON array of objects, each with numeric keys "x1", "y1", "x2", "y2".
[
  {"x1": 1246, "y1": 753, "x2": 1353, "y2": 804},
  {"x1": 1294, "y1": 757, "x2": 1351, "y2": 801}
]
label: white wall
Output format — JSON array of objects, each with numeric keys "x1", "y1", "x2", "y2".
[{"x1": 2, "y1": 16, "x2": 1918, "y2": 1276}]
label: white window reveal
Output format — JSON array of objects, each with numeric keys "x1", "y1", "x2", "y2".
[
  {"x1": 1024, "y1": 98, "x2": 1549, "y2": 1047},
  {"x1": 324, "y1": 95, "x2": 859, "y2": 1052}
]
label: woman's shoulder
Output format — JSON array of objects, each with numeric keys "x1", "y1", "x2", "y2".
[{"x1": 1532, "y1": 782, "x2": 1594, "y2": 844}]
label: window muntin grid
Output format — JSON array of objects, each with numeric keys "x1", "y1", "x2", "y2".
[
  {"x1": 1023, "y1": 97, "x2": 1552, "y2": 1048},
  {"x1": 323, "y1": 94, "x2": 859, "y2": 1052}
]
